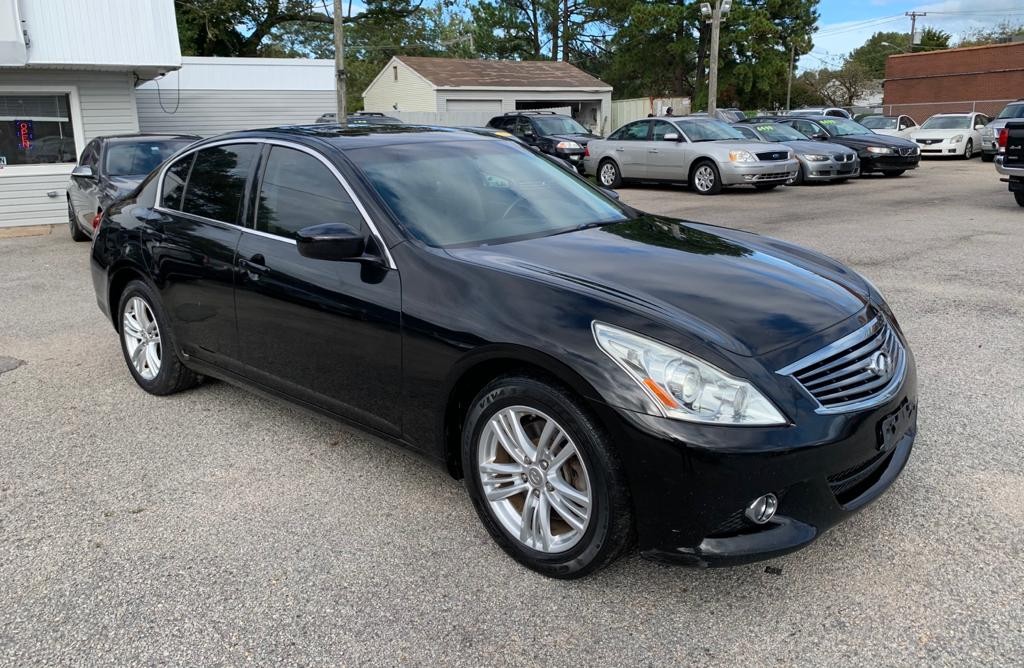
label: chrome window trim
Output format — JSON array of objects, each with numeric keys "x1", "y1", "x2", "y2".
[
  {"x1": 776, "y1": 317, "x2": 908, "y2": 415},
  {"x1": 151, "y1": 206, "x2": 298, "y2": 246},
  {"x1": 154, "y1": 137, "x2": 395, "y2": 268}
]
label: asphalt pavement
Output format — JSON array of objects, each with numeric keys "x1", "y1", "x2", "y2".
[{"x1": 1, "y1": 158, "x2": 1022, "y2": 665}]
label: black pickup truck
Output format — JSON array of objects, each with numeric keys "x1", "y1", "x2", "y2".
[{"x1": 995, "y1": 121, "x2": 1024, "y2": 208}]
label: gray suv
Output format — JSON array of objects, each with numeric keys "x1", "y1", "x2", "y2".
[{"x1": 981, "y1": 100, "x2": 1024, "y2": 162}]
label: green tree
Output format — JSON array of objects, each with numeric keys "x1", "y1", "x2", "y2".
[
  {"x1": 847, "y1": 27, "x2": 951, "y2": 79},
  {"x1": 957, "y1": 20, "x2": 1024, "y2": 47}
]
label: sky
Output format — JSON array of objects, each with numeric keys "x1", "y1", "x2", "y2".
[{"x1": 801, "y1": 0, "x2": 1024, "y2": 69}]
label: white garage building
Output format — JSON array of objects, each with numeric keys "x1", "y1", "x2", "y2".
[{"x1": 363, "y1": 56, "x2": 613, "y2": 134}]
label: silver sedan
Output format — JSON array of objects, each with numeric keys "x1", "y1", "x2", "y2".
[
  {"x1": 733, "y1": 121, "x2": 860, "y2": 184},
  {"x1": 584, "y1": 117, "x2": 799, "y2": 195}
]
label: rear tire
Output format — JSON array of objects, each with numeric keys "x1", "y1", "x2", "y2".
[
  {"x1": 117, "y1": 280, "x2": 200, "y2": 396},
  {"x1": 462, "y1": 375, "x2": 633, "y2": 579},
  {"x1": 690, "y1": 160, "x2": 722, "y2": 195},
  {"x1": 981, "y1": 153, "x2": 994, "y2": 163},
  {"x1": 68, "y1": 201, "x2": 89, "y2": 242},
  {"x1": 597, "y1": 159, "x2": 622, "y2": 188},
  {"x1": 882, "y1": 170, "x2": 906, "y2": 178},
  {"x1": 1015, "y1": 191, "x2": 1024, "y2": 208}
]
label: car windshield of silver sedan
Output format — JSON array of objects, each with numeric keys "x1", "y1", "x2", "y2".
[
  {"x1": 921, "y1": 116, "x2": 971, "y2": 130},
  {"x1": 817, "y1": 118, "x2": 873, "y2": 136},
  {"x1": 752, "y1": 123, "x2": 808, "y2": 141},
  {"x1": 674, "y1": 119, "x2": 747, "y2": 142},
  {"x1": 997, "y1": 104, "x2": 1024, "y2": 120},
  {"x1": 861, "y1": 117, "x2": 898, "y2": 130},
  {"x1": 348, "y1": 139, "x2": 629, "y2": 248},
  {"x1": 533, "y1": 116, "x2": 590, "y2": 135}
]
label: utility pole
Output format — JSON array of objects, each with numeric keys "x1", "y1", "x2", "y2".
[
  {"x1": 333, "y1": 0, "x2": 347, "y2": 127},
  {"x1": 701, "y1": 0, "x2": 732, "y2": 116},
  {"x1": 906, "y1": 11, "x2": 927, "y2": 52},
  {"x1": 785, "y1": 42, "x2": 795, "y2": 112}
]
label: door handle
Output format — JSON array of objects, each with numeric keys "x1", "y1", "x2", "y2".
[
  {"x1": 240, "y1": 254, "x2": 269, "y2": 278},
  {"x1": 615, "y1": 147, "x2": 625, "y2": 152},
  {"x1": 649, "y1": 149, "x2": 659, "y2": 153}
]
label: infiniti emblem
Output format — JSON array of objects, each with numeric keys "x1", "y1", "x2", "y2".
[{"x1": 867, "y1": 351, "x2": 891, "y2": 378}]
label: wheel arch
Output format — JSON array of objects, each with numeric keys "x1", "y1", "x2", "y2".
[
  {"x1": 106, "y1": 261, "x2": 152, "y2": 332},
  {"x1": 440, "y1": 345, "x2": 605, "y2": 479}
]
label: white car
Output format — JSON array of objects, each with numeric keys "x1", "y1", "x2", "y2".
[
  {"x1": 860, "y1": 115, "x2": 919, "y2": 139},
  {"x1": 910, "y1": 112, "x2": 991, "y2": 159}
]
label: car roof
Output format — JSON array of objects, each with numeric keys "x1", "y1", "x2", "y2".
[
  {"x1": 929, "y1": 112, "x2": 973, "y2": 116},
  {"x1": 100, "y1": 133, "x2": 200, "y2": 142},
  {"x1": 207, "y1": 124, "x2": 498, "y2": 151}
]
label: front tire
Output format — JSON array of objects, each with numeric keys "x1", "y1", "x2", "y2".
[
  {"x1": 68, "y1": 201, "x2": 89, "y2": 242},
  {"x1": 462, "y1": 375, "x2": 633, "y2": 579},
  {"x1": 597, "y1": 159, "x2": 622, "y2": 188},
  {"x1": 1015, "y1": 191, "x2": 1024, "y2": 208},
  {"x1": 963, "y1": 139, "x2": 974, "y2": 159},
  {"x1": 117, "y1": 280, "x2": 200, "y2": 396},
  {"x1": 787, "y1": 164, "x2": 805, "y2": 186},
  {"x1": 690, "y1": 160, "x2": 722, "y2": 195},
  {"x1": 754, "y1": 183, "x2": 779, "y2": 191},
  {"x1": 882, "y1": 170, "x2": 906, "y2": 178},
  {"x1": 982, "y1": 153, "x2": 994, "y2": 163}
]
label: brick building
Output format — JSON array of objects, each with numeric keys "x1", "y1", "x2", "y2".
[{"x1": 882, "y1": 41, "x2": 1023, "y2": 121}]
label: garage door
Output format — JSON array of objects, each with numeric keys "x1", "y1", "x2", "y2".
[{"x1": 445, "y1": 99, "x2": 502, "y2": 112}]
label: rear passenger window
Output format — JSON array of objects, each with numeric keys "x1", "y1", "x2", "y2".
[
  {"x1": 255, "y1": 146, "x2": 362, "y2": 240},
  {"x1": 160, "y1": 154, "x2": 194, "y2": 210},
  {"x1": 181, "y1": 144, "x2": 258, "y2": 224}
]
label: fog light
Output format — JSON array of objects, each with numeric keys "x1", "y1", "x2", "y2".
[{"x1": 745, "y1": 493, "x2": 778, "y2": 524}]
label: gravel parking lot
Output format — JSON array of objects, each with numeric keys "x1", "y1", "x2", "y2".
[{"x1": 1, "y1": 159, "x2": 1022, "y2": 665}]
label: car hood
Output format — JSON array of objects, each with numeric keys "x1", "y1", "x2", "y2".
[
  {"x1": 550, "y1": 132, "x2": 600, "y2": 145},
  {"x1": 447, "y1": 216, "x2": 869, "y2": 357},
  {"x1": 911, "y1": 128, "x2": 970, "y2": 140},
  {"x1": 827, "y1": 133, "x2": 917, "y2": 149},
  {"x1": 868, "y1": 129, "x2": 901, "y2": 136},
  {"x1": 779, "y1": 139, "x2": 853, "y2": 155}
]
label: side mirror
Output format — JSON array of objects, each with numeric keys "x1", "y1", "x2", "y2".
[
  {"x1": 71, "y1": 165, "x2": 95, "y2": 179},
  {"x1": 811, "y1": 132, "x2": 829, "y2": 141},
  {"x1": 663, "y1": 132, "x2": 681, "y2": 141},
  {"x1": 975, "y1": 124, "x2": 985, "y2": 130},
  {"x1": 295, "y1": 223, "x2": 366, "y2": 262},
  {"x1": 600, "y1": 187, "x2": 620, "y2": 200}
]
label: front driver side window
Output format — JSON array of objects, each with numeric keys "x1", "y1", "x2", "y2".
[
  {"x1": 612, "y1": 122, "x2": 650, "y2": 141},
  {"x1": 255, "y1": 146, "x2": 362, "y2": 240}
]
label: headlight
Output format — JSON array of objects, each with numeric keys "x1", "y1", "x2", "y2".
[
  {"x1": 911, "y1": 145, "x2": 920, "y2": 155},
  {"x1": 728, "y1": 150, "x2": 757, "y2": 163},
  {"x1": 804, "y1": 154, "x2": 829, "y2": 162},
  {"x1": 950, "y1": 134, "x2": 964, "y2": 143},
  {"x1": 592, "y1": 322, "x2": 787, "y2": 426},
  {"x1": 556, "y1": 141, "x2": 582, "y2": 150},
  {"x1": 866, "y1": 146, "x2": 894, "y2": 154}
]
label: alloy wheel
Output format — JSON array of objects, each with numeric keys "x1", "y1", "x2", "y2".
[
  {"x1": 122, "y1": 296, "x2": 162, "y2": 380},
  {"x1": 599, "y1": 163, "x2": 617, "y2": 187},
  {"x1": 694, "y1": 165, "x2": 716, "y2": 192},
  {"x1": 477, "y1": 406, "x2": 592, "y2": 553}
]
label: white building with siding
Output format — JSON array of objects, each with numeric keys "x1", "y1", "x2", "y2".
[
  {"x1": 136, "y1": 57, "x2": 337, "y2": 137},
  {"x1": 363, "y1": 56, "x2": 613, "y2": 134},
  {"x1": 0, "y1": 0, "x2": 180, "y2": 228}
]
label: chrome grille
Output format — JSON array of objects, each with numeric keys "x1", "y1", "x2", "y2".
[
  {"x1": 756, "y1": 150, "x2": 789, "y2": 161},
  {"x1": 832, "y1": 153, "x2": 855, "y2": 162},
  {"x1": 777, "y1": 317, "x2": 905, "y2": 413}
]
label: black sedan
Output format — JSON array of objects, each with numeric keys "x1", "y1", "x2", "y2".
[
  {"x1": 90, "y1": 126, "x2": 917, "y2": 578},
  {"x1": 742, "y1": 115, "x2": 921, "y2": 177},
  {"x1": 67, "y1": 134, "x2": 199, "y2": 241}
]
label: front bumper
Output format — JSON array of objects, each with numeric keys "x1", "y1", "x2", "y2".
[
  {"x1": 915, "y1": 139, "x2": 965, "y2": 156},
  {"x1": 720, "y1": 159, "x2": 799, "y2": 186},
  {"x1": 981, "y1": 134, "x2": 998, "y2": 155},
  {"x1": 591, "y1": 343, "x2": 918, "y2": 567},
  {"x1": 801, "y1": 156, "x2": 860, "y2": 181},
  {"x1": 860, "y1": 153, "x2": 920, "y2": 172}
]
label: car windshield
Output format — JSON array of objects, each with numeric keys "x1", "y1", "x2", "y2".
[
  {"x1": 676, "y1": 119, "x2": 746, "y2": 141},
  {"x1": 816, "y1": 118, "x2": 871, "y2": 136},
  {"x1": 997, "y1": 104, "x2": 1024, "y2": 120},
  {"x1": 104, "y1": 139, "x2": 194, "y2": 177},
  {"x1": 348, "y1": 139, "x2": 629, "y2": 247},
  {"x1": 532, "y1": 116, "x2": 590, "y2": 135},
  {"x1": 861, "y1": 117, "x2": 898, "y2": 130},
  {"x1": 921, "y1": 116, "x2": 971, "y2": 130},
  {"x1": 751, "y1": 123, "x2": 807, "y2": 141}
]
